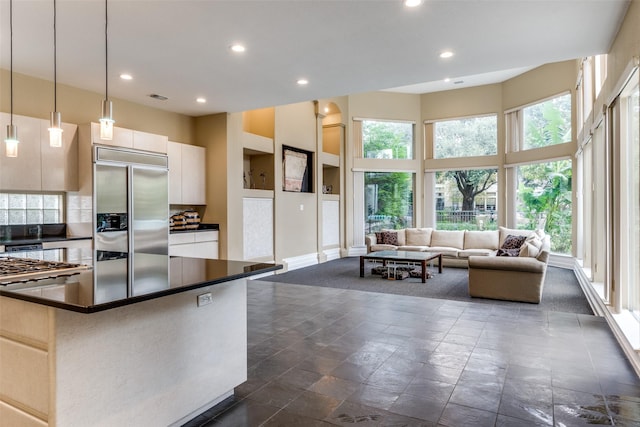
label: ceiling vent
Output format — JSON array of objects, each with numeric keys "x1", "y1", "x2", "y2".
[{"x1": 149, "y1": 94, "x2": 168, "y2": 101}]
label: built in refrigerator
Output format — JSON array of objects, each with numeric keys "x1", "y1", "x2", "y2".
[{"x1": 93, "y1": 146, "x2": 170, "y2": 298}]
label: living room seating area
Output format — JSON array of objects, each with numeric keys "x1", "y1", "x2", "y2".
[{"x1": 365, "y1": 227, "x2": 551, "y2": 303}]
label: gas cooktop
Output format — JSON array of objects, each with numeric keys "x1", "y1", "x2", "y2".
[{"x1": 0, "y1": 257, "x2": 91, "y2": 285}]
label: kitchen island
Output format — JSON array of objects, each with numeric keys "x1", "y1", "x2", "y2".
[{"x1": 0, "y1": 250, "x2": 281, "y2": 427}]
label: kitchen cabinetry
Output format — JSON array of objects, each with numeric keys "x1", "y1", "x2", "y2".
[
  {"x1": 90, "y1": 123, "x2": 167, "y2": 153},
  {"x1": 0, "y1": 112, "x2": 78, "y2": 192},
  {"x1": 169, "y1": 230, "x2": 218, "y2": 259},
  {"x1": 41, "y1": 121, "x2": 79, "y2": 191},
  {"x1": 168, "y1": 141, "x2": 206, "y2": 205}
]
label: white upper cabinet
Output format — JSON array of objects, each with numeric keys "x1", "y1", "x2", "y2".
[
  {"x1": 168, "y1": 142, "x2": 182, "y2": 204},
  {"x1": 90, "y1": 124, "x2": 167, "y2": 154},
  {"x1": 133, "y1": 130, "x2": 168, "y2": 153},
  {"x1": 41, "y1": 120, "x2": 79, "y2": 191},
  {"x1": 168, "y1": 141, "x2": 206, "y2": 205},
  {"x1": 0, "y1": 112, "x2": 78, "y2": 192},
  {"x1": 90, "y1": 122, "x2": 133, "y2": 148},
  {"x1": 181, "y1": 143, "x2": 206, "y2": 205},
  {"x1": 0, "y1": 113, "x2": 42, "y2": 191}
]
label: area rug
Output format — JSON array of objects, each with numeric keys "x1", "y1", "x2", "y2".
[{"x1": 255, "y1": 257, "x2": 593, "y2": 315}]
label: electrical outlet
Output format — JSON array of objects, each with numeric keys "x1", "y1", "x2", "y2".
[{"x1": 197, "y1": 292, "x2": 213, "y2": 307}]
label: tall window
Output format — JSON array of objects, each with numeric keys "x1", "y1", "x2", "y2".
[
  {"x1": 516, "y1": 160, "x2": 572, "y2": 254},
  {"x1": 621, "y1": 75, "x2": 640, "y2": 318},
  {"x1": 435, "y1": 168, "x2": 498, "y2": 230},
  {"x1": 522, "y1": 93, "x2": 572, "y2": 150},
  {"x1": 364, "y1": 172, "x2": 414, "y2": 233},
  {"x1": 362, "y1": 120, "x2": 413, "y2": 159},
  {"x1": 434, "y1": 115, "x2": 497, "y2": 159}
]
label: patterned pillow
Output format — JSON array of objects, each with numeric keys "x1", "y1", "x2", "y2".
[
  {"x1": 497, "y1": 248, "x2": 520, "y2": 257},
  {"x1": 375, "y1": 232, "x2": 385, "y2": 244},
  {"x1": 381, "y1": 231, "x2": 398, "y2": 245},
  {"x1": 501, "y1": 234, "x2": 527, "y2": 250}
]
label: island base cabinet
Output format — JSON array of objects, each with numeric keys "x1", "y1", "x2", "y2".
[{"x1": 0, "y1": 279, "x2": 247, "y2": 427}]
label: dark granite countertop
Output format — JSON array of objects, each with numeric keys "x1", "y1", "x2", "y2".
[
  {"x1": 0, "y1": 249, "x2": 281, "y2": 313},
  {"x1": 1, "y1": 236, "x2": 92, "y2": 246},
  {"x1": 170, "y1": 223, "x2": 219, "y2": 233}
]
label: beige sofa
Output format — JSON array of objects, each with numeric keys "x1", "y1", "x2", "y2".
[{"x1": 365, "y1": 227, "x2": 551, "y2": 303}]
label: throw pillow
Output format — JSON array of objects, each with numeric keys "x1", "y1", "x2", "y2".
[
  {"x1": 406, "y1": 228, "x2": 431, "y2": 246},
  {"x1": 497, "y1": 248, "x2": 520, "y2": 257},
  {"x1": 375, "y1": 231, "x2": 385, "y2": 244},
  {"x1": 381, "y1": 231, "x2": 398, "y2": 245},
  {"x1": 501, "y1": 234, "x2": 527, "y2": 250},
  {"x1": 525, "y1": 235, "x2": 543, "y2": 250},
  {"x1": 519, "y1": 241, "x2": 541, "y2": 258}
]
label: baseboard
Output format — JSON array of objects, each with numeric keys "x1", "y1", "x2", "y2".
[
  {"x1": 573, "y1": 261, "x2": 605, "y2": 317},
  {"x1": 549, "y1": 253, "x2": 574, "y2": 269},
  {"x1": 168, "y1": 390, "x2": 234, "y2": 427},
  {"x1": 323, "y1": 248, "x2": 341, "y2": 261},
  {"x1": 348, "y1": 245, "x2": 367, "y2": 256},
  {"x1": 573, "y1": 260, "x2": 640, "y2": 377},
  {"x1": 283, "y1": 253, "x2": 319, "y2": 272}
]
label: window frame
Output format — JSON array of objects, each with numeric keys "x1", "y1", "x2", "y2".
[
  {"x1": 429, "y1": 113, "x2": 498, "y2": 160},
  {"x1": 358, "y1": 118, "x2": 416, "y2": 160}
]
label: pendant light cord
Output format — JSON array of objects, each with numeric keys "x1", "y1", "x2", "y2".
[
  {"x1": 104, "y1": 0, "x2": 108, "y2": 102},
  {"x1": 9, "y1": 0, "x2": 13, "y2": 126},
  {"x1": 53, "y1": 0, "x2": 57, "y2": 112}
]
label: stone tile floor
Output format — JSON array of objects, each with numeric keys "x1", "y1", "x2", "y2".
[{"x1": 183, "y1": 281, "x2": 640, "y2": 426}]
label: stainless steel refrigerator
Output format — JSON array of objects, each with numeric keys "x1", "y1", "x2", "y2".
[{"x1": 93, "y1": 146, "x2": 170, "y2": 296}]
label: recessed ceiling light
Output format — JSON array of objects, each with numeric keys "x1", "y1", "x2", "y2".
[
  {"x1": 120, "y1": 73, "x2": 133, "y2": 80},
  {"x1": 404, "y1": 0, "x2": 422, "y2": 7},
  {"x1": 440, "y1": 51, "x2": 454, "y2": 59},
  {"x1": 230, "y1": 44, "x2": 246, "y2": 53},
  {"x1": 444, "y1": 77, "x2": 451, "y2": 82},
  {"x1": 196, "y1": 97, "x2": 206, "y2": 104},
  {"x1": 297, "y1": 79, "x2": 309, "y2": 86}
]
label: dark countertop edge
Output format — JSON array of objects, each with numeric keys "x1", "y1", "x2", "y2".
[
  {"x1": 169, "y1": 225, "x2": 220, "y2": 234},
  {"x1": 0, "y1": 262, "x2": 282, "y2": 314},
  {"x1": 1, "y1": 236, "x2": 92, "y2": 246}
]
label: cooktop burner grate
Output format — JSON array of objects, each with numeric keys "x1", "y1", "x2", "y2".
[{"x1": 0, "y1": 257, "x2": 91, "y2": 284}]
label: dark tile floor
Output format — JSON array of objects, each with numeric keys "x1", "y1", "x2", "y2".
[{"x1": 183, "y1": 281, "x2": 640, "y2": 427}]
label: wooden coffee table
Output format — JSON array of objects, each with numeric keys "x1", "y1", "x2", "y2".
[{"x1": 360, "y1": 250, "x2": 443, "y2": 283}]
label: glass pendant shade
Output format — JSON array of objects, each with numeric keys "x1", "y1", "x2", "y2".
[
  {"x1": 48, "y1": 111, "x2": 63, "y2": 147},
  {"x1": 100, "y1": 99, "x2": 114, "y2": 140},
  {"x1": 5, "y1": 124, "x2": 19, "y2": 158}
]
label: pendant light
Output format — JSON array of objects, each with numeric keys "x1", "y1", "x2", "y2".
[
  {"x1": 5, "y1": 0, "x2": 19, "y2": 158},
  {"x1": 48, "y1": 0, "x2": 63, "y2": 147},
  {"x1": 99, "y1": 0, "x2": 114, "y2": 140}
]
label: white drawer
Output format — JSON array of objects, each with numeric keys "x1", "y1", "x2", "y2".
[
  {"x1": 169, "y1": 232, "x2": 196, "y2": 245},
  {"x1": 195, "y1": 231, "x2": 218, "y2": 243}
]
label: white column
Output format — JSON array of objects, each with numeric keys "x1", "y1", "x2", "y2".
[
  {"x1": 424, "y1": 171, "x2": 435, "y2": 228},
  {"x1": 351, "y1": 171, "x2": 366, "y2": 252}
]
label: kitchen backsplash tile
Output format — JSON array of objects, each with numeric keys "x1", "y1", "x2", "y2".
[
  {"x1": 27, "y1": 194, "x2": 43, "y2": 209},
  {"x1": 43, "y1": 210, "x2": 59, "y2": 223},
  {"x1": 0, "y1": 193, "x2": 63, "y2": 226},
  {"x1": 9, "y1": 210, "x2": 26, "y2": 224},
  {"x1": 27, "y1": 210, "x2": 44, "y2": 224},
  {"x1": 8, "y1": 194, "x2": 26, "y2": 209},
  {"x1": 43, "y1": 195, "x2": 60, "y2": 209}
]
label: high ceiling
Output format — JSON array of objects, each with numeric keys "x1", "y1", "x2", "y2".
[{"x1": 0, "y1": 0, "x2": 630, "y2": 117}]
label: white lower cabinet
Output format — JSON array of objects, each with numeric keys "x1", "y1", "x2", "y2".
[{"x1": 169, "y1": 231, "x2": 218, "y2": 259}]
